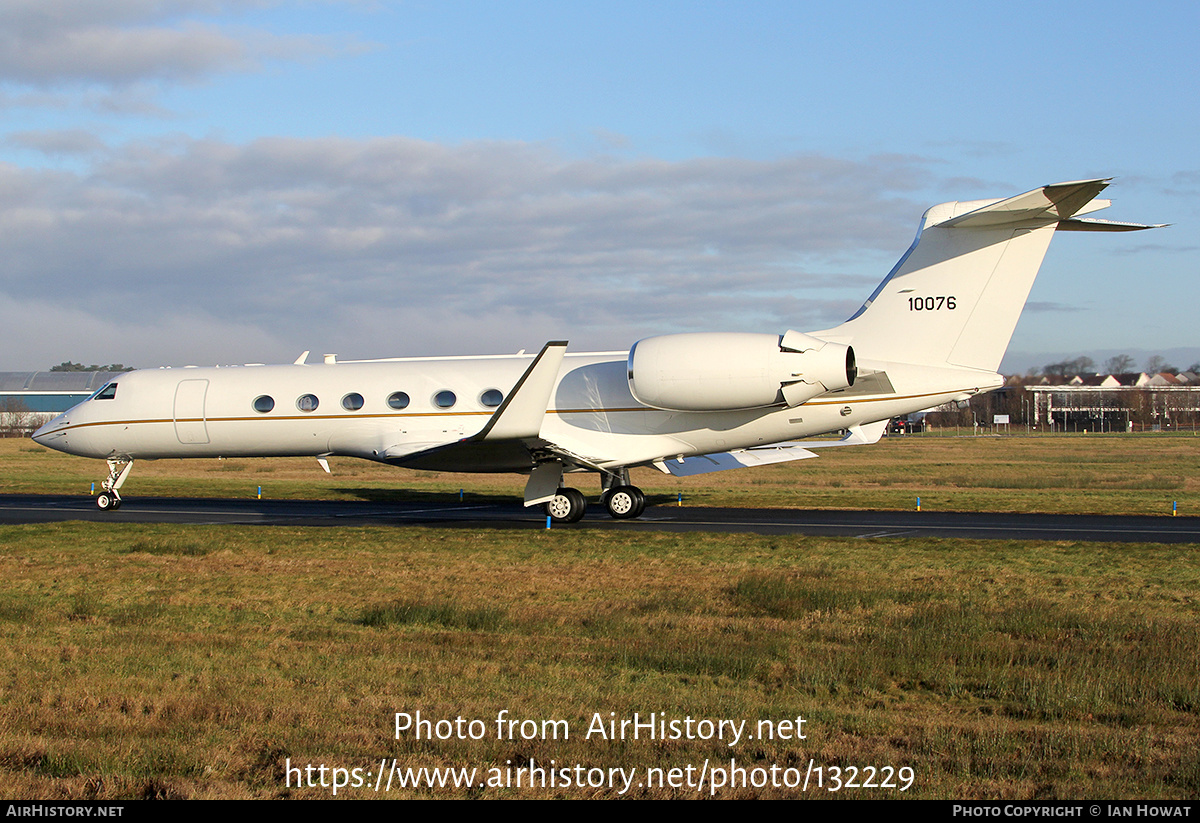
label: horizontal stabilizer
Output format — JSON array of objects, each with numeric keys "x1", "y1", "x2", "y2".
[
  {"x1": 937, "y1": 179, "x2": 1113, "y2": 228},
  {"x1": 1057, "y1": 217, "x2": 1169, "y2": 232}
]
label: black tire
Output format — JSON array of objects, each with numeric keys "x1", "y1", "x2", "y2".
[
  {"x1": 96, "y1": 492, "x2": 114, "y2": 511},
  {"x1": 545, "y1": 487, "x2": 587, "y2": 523},
  {"x1": 605, "y1": 485, "x2": 645, "y2": 519}
]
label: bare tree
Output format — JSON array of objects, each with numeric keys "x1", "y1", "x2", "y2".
[
  {"x1": 1144, "y1": 355, "x2": 1177, "y2": 375},
  {"x1": 1104, "y1": 354, "x2": 1135, "y2": 374},
  {"x1": 0, "y1": 398, "x2": 35, "y2": 437},
  {"x1": 49, "y1": 362, "x2": 134, "y2": 372},
  {"x1": 1042, "y1": 356, "x2": 1095, "y2": 377}
]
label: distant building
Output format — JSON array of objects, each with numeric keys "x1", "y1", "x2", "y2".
[
  {"x1": 921, "y1": 372, "x2": 1200, "y2": 433},
  {"x1": 0, "y1": 371, "x2": 125, "y2": 413},
  {"x1": 0, "y1": 371, "x2": 127, "y2": 436},
  {"x1": 1028, "y1": 372, "x2": 1200, "y2": 432}
]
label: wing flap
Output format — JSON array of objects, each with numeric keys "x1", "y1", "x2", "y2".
[
  {"x1": 798, "y1": 419, "x2": 889, "y2": 447},
  {"x1": 654, "y1": 444, "x2": 818, "y2": 477},
  {"x1": 652, "y1": 420, "x2": 889, "y2": 478}
]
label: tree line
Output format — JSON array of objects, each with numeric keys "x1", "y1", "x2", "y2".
[
  {"x1": 1037, "y1": 354, "x2": 1199, "y2": 378},
  {"x1": 49, "y1": 362, "x2": 135, "y2": 372}
]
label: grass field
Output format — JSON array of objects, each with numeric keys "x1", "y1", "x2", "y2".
[
  {"x1": 1, "y1": 434, "x2": 1198, "y2": 799},
  {"x1": 5, "y1": 431, "x2": 1198, "y2": 516}
]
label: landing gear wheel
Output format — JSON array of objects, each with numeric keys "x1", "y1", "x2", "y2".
[
  {"x1": 95, "y1": 459, "x2": 133, "y2": 512},
  {"x1": 604, "y1": 485, "x2": 645, "y2": 519},
  {"x1": 545, "y1": 487, "x2": 587, "y2": 523}
]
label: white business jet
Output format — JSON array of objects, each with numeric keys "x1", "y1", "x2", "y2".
[{"x1": 33, "y1": 179, "x2": 1159, "y2": 521}]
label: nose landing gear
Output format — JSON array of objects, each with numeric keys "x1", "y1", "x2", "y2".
[{"x1": 96, "y1": 458, "x2": 133, "y2": 511}]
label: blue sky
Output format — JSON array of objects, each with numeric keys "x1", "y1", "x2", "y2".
[{"x1": 1, "y1": 1, "x2": 1195, "y2": 372}]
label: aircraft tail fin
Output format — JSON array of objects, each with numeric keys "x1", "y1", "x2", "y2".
[{"x1": 818, "y1": 179, "x2": 1162, "y2": 372}]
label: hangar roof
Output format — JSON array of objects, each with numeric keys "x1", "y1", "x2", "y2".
[{"x1": 0, "y1": 372, "x2": 125, "y2": 393}]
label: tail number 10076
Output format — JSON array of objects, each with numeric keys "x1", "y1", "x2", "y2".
[{"x1": 908, "y1": 296, "x2": 956, "y2": 311}]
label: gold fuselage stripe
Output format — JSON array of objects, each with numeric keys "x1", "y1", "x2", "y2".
[{"x1": 42, "y1": 388, "x2": 964, "y2": 435}]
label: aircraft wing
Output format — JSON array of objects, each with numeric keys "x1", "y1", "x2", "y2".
[
  {"x1": 798, "y1": 419, "x2": 889, "y2": 447},
  {"x1": 653, "y1": 444, "x2": 819, "y2": 477},
  {"x1": 473, "y1": 341, "x2": 567, "y2": 441},
  {"x1": 652, "y1": 420, "x2": 888, "y2": 478},
  {"x1": 380, "y1": 341, "x2": 622, "y2": 506},
  {"x1": 381, "y1": 341, "x2": 569, "y2": 474}
]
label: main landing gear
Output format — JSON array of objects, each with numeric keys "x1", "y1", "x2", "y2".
[
  {"x1": 601, "y1": 485, "x2": 645, "y2": 519},
  {"x1": 96, "y1": 458, "x2": 133, "y2": 511},
  {"x1": 543, "y1": 469, "x2": 646, "y2": 524},
  {"x1": 600, "y1": 467, "x2": 644, "y2": 519},
  {"x1": 545, "y1": 487, "x2": 587, "y2": 524}
]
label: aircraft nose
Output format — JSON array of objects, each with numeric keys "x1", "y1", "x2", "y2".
[
  {"x1": 32, "y1": 419, "x2": 51, "y2": 443},
  {"x1": 32, "y1": 416, "x2": 67, "y2": 450}
]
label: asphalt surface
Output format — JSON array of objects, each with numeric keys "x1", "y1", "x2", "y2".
[{"x1": 2, "y1": 494, "x2": 1198, "y2": 542}]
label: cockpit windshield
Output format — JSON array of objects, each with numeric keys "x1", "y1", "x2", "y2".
[{"x1": 91, "y1": 383, "x2": 118, "y2": 400}]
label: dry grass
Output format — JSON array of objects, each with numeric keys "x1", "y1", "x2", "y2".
[
  {"x1": 2, "y1": 434, "x2": 1198, "y2": 798},
  {"x1": 5, "y1": 432, "x2": 1198, "y2": 515},
  {"x1": 0, "y1": 524, "x2": 1197, "y2": 799}
]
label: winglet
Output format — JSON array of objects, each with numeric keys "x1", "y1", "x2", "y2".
[{"x1": 475, "y1": 341, "x2": 567, "y2": 442}]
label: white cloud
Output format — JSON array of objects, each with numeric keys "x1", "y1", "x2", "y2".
[
  {"x1": 6, "y1": 129, "x2": 109, "y2": 156},
  {"x1": 0, "y1": 22, "x2": 253, "y2": 86},
  {"x1": 0, "y1": 1, "x2": 355, "y2": 97},
  {"x1": 0, "y1": 135, "x2": 932, "y2": 368},
  {"x1": 0, "y1": 291, "x2": 286, "y2": 369}
]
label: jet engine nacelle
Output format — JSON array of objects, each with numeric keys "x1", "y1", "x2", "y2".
[{"x1": 627, "y1": 330, "x2": 855, "y2": 412}]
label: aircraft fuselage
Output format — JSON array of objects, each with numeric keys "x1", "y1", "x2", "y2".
[
  {"x1": 32, "y1": 180, "x2": 1158, "y2": 521},
  {"x1": 32, "y1": 351, "x2": 990, "y2": 471}
]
